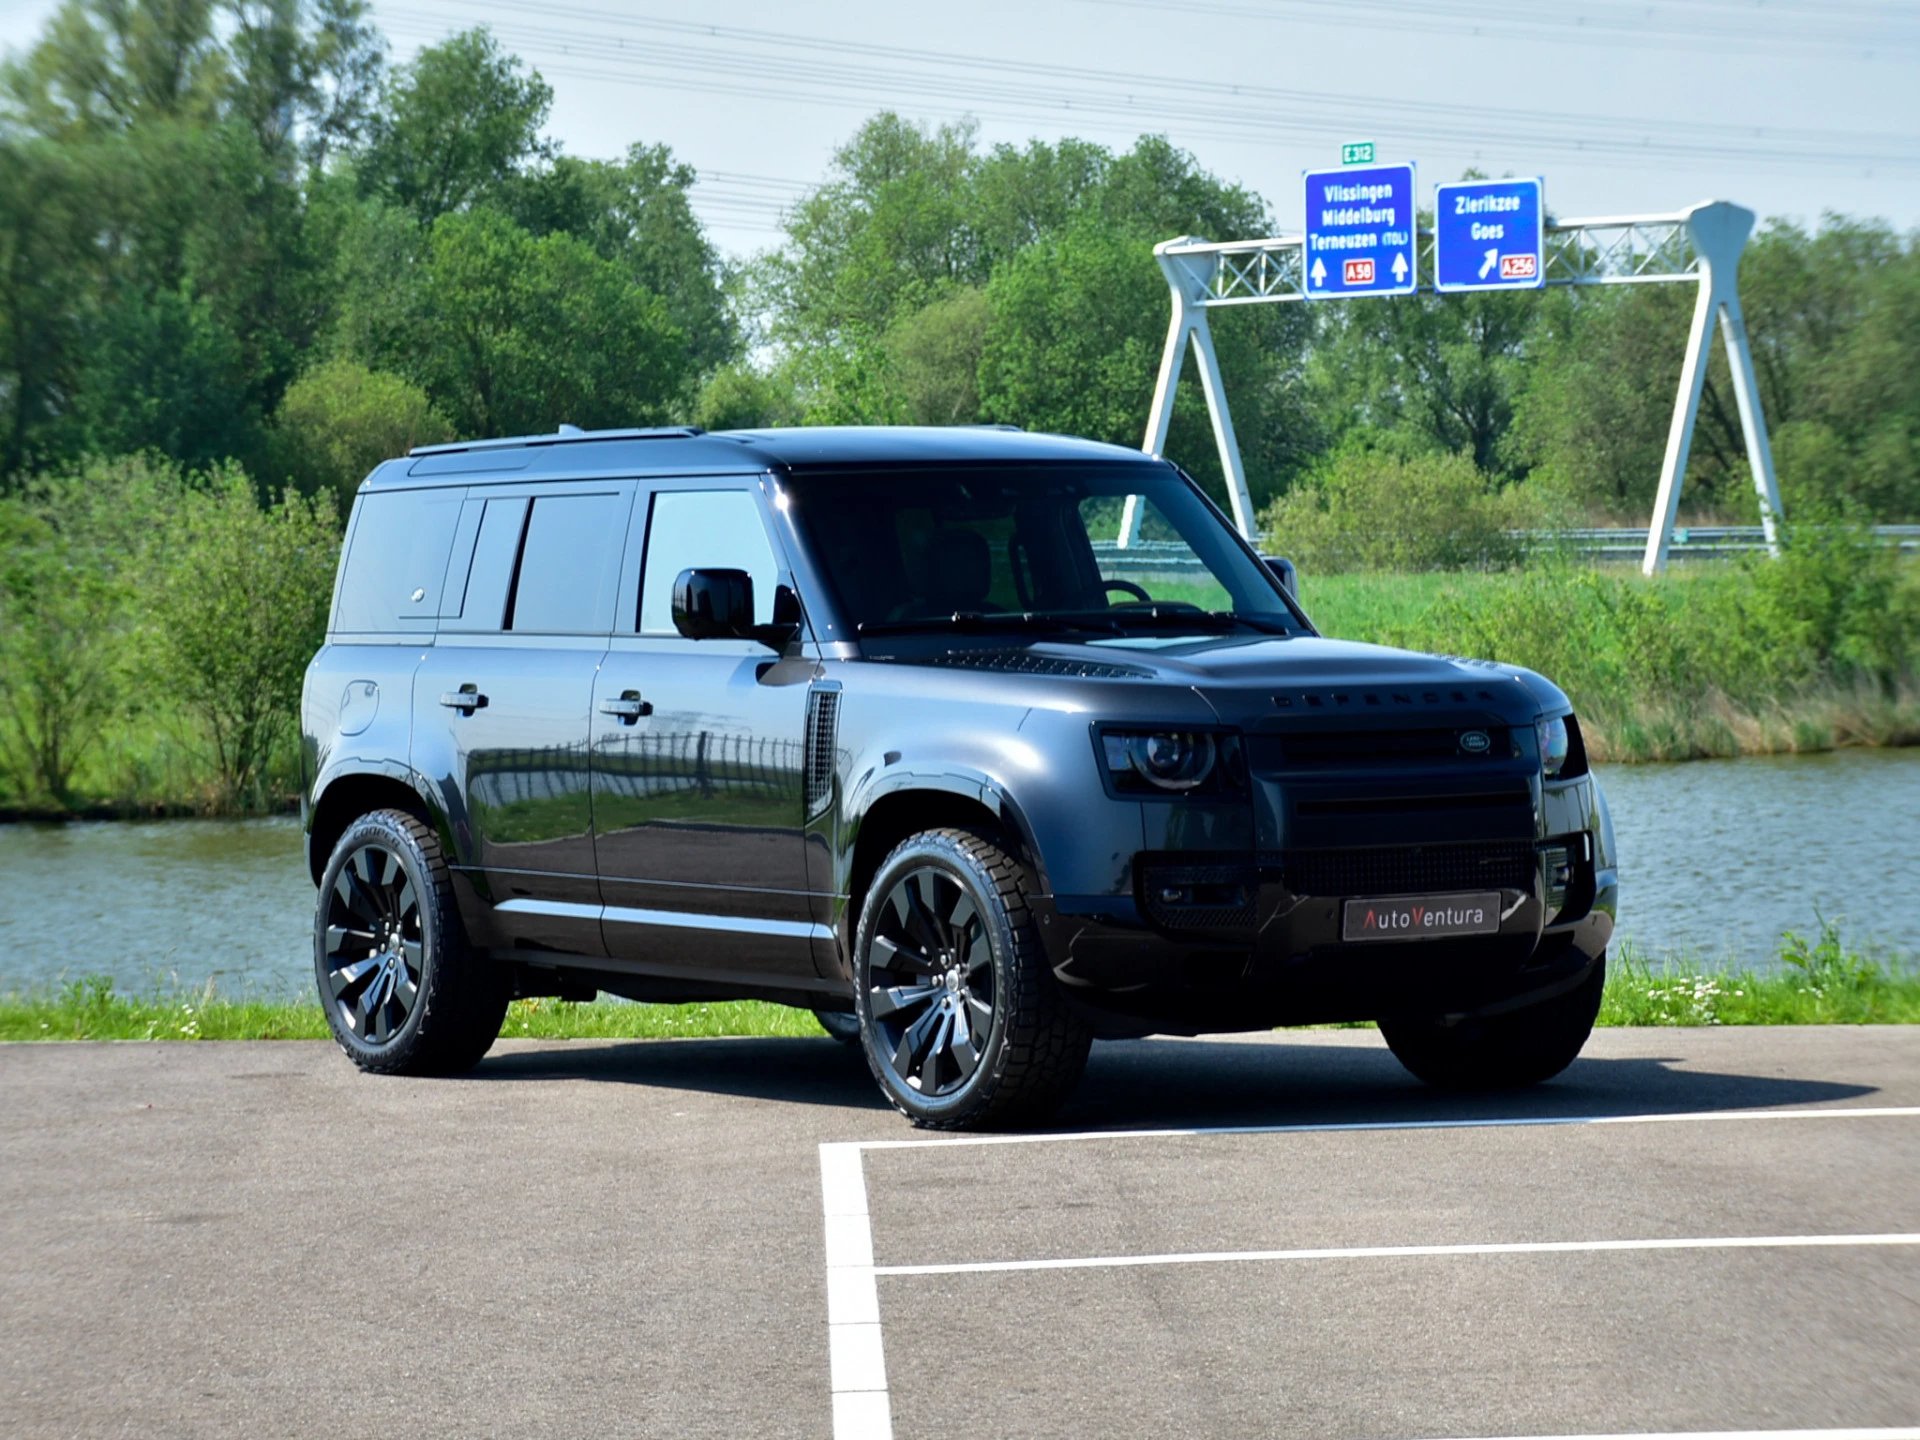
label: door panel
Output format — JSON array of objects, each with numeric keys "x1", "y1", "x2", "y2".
[
  {"x1": 591, "y1": 483, "x2": 822, "y2": 980},
  {"x1": 417, "y1": 636, "x2": 608, "y2": 955},
  {"x1": 412, "y1": 482, "x2": 635, "y2": 958}
]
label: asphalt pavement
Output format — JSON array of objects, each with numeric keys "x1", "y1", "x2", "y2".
[{"x1": 2, "y1": 1026, "x2": 1916, "y2": 1439}]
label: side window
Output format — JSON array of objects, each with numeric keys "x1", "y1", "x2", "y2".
[
  {"x1": 638, "y1": 490, "x2": 780, "y2": 634},
  {"x1": 504, "y1": 492, "x2": 628, "y2": 634},
  {"x1": 332, "y1": 487, "x2": 466, "y2": 633},
  {"x1": 441, "y1": 496, "x2": 529, "y2": 633}
]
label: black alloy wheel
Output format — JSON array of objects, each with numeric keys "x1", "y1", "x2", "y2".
[
  {"x1": 322, "y1": 841, "x2": 424, "y2": 1045},
  {"x1": 854, "y1": 827, "x2": 1091, "y2": 1129},
  {"x1": 313, "y1": 808, "x2": 507, "y2": 1075},
  {"x1": 865, "y1": 865, "x2": 996, "y2": 1097}
]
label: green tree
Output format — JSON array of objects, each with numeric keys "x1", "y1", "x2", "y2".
[
  {"x1": 404, "y1": 206, "x2": 685, "y2": 436},
  {"x1": 0, "y1": 499, "x2": 122, "y2": 802},
  {"x1": 144, "y1": 468, "x2": 336, "y2": 805},
  {"x1": 359, "y1": 28, "x2": 550, "y2": 225},
  {"x1": 507, "y1": 143, "x2": 737, "y2": 377},
  {"x1": 978, "y1": 219, "x2": 1313, "y2": 508},
  {"x1": 1305, "y1": 285, "x2": 1536, "y2": 475},
  {"x1": 0, "y1": 455, "x2": 181, "y2": 802},
  {"x1": 694, "y1": 362, "x2": 803, "y2": 432},
  {"x1": 883, "y1": 287, "x2": 991, "y2": 426},
  {"x1": 269, "y1": 359, "x2": 451, "y2": 501}
]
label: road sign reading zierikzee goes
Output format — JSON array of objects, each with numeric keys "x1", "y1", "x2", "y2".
[
  {"x1": 1303, "y1": 162, "x2": 1417, "y2": 299},
  {"x1": 1434, "y1": 177, "x2": 1546, "y2": 292}
]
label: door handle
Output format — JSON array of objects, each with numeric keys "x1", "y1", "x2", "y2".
[
  {"x1": 439, "y1": 685, "x2": 487, "y2": 713},
  {"x1": 598, "y1": 691, "x2": 652, "y2": 724}
]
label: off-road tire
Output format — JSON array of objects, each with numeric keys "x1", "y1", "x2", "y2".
[
  {"x1": 314, "y1": 808, "x2": 509, "y2": 1076},
  {"x1": 854, "y1": 826, "x2": 1091, "y2": 1129},
  {"x1": 813, "y1": 1009, "x2": 862, "y2": 1046},
  {"x1": 1380, "y1": 953, "x2": 1606, "y2": 1090}
]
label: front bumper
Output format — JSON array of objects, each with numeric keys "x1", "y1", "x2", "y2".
[{"x1": 1032, "y1": 842, "x2": 1617, "y2": 1037}]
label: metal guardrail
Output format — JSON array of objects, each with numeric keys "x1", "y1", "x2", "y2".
[{"x1": 1095, "y1": 527, "x2": 1920, "y2": 577}]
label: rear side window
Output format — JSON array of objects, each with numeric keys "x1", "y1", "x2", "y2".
[
  {"x1": 506, "y1": 492, "x2": 629, "y2": 634},
  {"x1": 332, "y1": 488, "x2": 466, "y2": 633}
]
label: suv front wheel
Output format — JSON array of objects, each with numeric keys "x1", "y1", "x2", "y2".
[
  {"x1": 855, "y1": 827, "x2": 1091, "y2": 1129},
  {"x1": 1379, "y1": 954, "x2": 1606, "y2": 1090},
  {"x1": 314, "y1": 809, "x2": 509, "y2": 1075}
]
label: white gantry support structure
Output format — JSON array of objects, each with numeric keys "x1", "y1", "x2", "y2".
[{"x1": 1127, "y1": 199, "x2": 1784, "y2": 575}]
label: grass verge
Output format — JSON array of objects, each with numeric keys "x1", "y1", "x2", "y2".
[{"x1": 4, "y1": 924, "x2": 1914, "y2": 1041}]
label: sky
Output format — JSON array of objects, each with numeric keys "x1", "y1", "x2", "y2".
[{"x1": 2, "y1": 0, "x2": 1918, "y2": 258}]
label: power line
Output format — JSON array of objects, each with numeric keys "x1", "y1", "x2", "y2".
[
  {"x1": 379, "y1": 9, "x2": 1920, "y2": 174},
  {"x1": 1073, "y1": 0, "x2": 1920, "y2": 53},
  {"x1": 403, "y1": 0, "x2": 1919, "y2": 149}
]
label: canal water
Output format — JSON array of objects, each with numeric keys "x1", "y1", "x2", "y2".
[{"x1": 0, "y1": 749, "x2": 1914, "y2": 998}]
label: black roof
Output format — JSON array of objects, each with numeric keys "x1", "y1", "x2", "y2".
[{"x1": 366, "y1": 425, "x2": 1155, "y2": 490}]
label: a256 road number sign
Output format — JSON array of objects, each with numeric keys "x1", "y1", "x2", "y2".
[{"x1": 1433, "y1": 177, "x2": 1546, "y2": 292}]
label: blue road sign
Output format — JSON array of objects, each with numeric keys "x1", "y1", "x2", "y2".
[
  {"x1": 1303, "y1": 162, "x2": 1417, "y2": 299},
  {"x1": 1434, "y1": 178, "x2": 1546, "y2": 292}
]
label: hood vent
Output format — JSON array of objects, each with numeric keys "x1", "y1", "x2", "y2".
[{"x1": 927, "y1": 650, "x2": 1152, "y2": 680}]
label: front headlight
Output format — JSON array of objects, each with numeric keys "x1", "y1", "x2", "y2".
[
  {"x1": 1100, "y1": 728, "x2": 1221, "y2": 793},
  {"x1": 1536, "y1": 714, "x2": 1571, "y2": 777}
]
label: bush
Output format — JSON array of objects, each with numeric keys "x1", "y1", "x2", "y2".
[
  {"x1": 0, "y1": 457, "x2": 181, "y2": 804},
  {"x1": 269, "y1": 360, "x2": 452, "y2": 506},
  {"x1": 1259, "y1": 448, "x2": 1529, "y2": 573},
  {"x1": 141, "y1": 469, "x2": 338, "y2": 807}
]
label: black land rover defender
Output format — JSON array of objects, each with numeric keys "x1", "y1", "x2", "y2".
[{"x1": 302, "y1": 426, "x2": 1617, "y2": 1128}]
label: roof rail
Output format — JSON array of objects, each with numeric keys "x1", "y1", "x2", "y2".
[{"x1": 409, "y1": 425, "x2": 705, "y2": 458}]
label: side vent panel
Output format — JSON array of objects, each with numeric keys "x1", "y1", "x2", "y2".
[{"x1": 804, "y1": 686, "x2": 841, "y2": 818}]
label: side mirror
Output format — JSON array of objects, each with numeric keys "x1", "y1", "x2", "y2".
[
  {"x1": 1261, "y1": 555, "x2": 1298, "y2": 601},
  {"x1": 672, "y1": 568, "x2": 754, "y2": 639}
]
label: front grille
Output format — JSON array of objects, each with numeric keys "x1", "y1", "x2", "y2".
[
  {"x1": 1269, "y1": 841, "x2": 1535, "y2": 898},
  {"x1": 1139, "y1": 860, "x2": 1256, "y2": 935},
  {"x1": 1248, "y1": 727, "x2": 1513, "y2": 769}
]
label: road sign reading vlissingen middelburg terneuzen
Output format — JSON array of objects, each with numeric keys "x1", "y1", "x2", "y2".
[
  {"x1": 1303, "y1": 162, "x2": 1417, "y2": 299},
  {"x1": 1434, "y1": 177, "x2": 1546, "y2": 293}
]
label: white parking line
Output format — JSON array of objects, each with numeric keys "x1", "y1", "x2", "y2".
[
  {"x1": 1416, "y1": 1432, "x2": 1920, "y2": 1440},
  {"x1": 820, "y1": 1142, "x2": 891, "y2": 1440},
  {"x1": 819, "y1": 1105, "x2": 1920, "y2": 1440},
  {"x1": 854, "y1": 1104, "x2": 1920, "y2": 1152},
  {"x1": 875, "y1": 1231, "x2": 1920, "y2": 1278}
]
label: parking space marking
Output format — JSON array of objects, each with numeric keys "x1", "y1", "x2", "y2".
[
  {"x1": 853, "y1": 1104, "x2": 1920, "y2": 1153},
  {"x1": 821, "y1": 1105, "x2": 1920, "y2": 1439},
  {"x1": 820, "y1": 1142, "x2": 891, "y2": 1440},
  {"x1": 874, "y1": 1230, "x2": 1920, "y2": 1277},
  {"x1": 1413, "y1": 1431, "x2": 1920, "y2": 1440}
]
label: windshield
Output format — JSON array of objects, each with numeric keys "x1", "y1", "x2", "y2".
[{"x1": 783, "y1": 462, "x2": 1301, "y2": 638}]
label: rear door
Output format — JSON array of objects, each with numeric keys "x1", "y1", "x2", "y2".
[
  {"x1": 590, "y1": 480, "x2": 824, "y2": 982},
  {"x1": 414, "y1": 481, "x2": 636, "y2": 956}
]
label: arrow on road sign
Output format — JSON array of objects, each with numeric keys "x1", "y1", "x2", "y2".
[
  {"x1": 1310, "y1": 257, "x2": 1327, "y2": 286},
  {"x1": 1479, "y1": 248, "x2": 1498, "y2": 280},
  {"x1": 1392, "y1": 252, "x2": 1408, "y2": 283}
]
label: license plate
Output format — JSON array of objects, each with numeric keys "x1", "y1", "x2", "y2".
[{"x1": 1342, "y1": 892, "x2": 1501, "y2": 942}]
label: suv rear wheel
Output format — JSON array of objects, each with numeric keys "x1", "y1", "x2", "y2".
[
  {"x1": 1379, "y1": 954, "x2": 1606, "y2": 1090},
  {"x1": 314, "y1": 809, "x2": 508, "y2": 1075},
  {"x1": 855, "y1": 827, "x2": 1091, "y2": 1129}
]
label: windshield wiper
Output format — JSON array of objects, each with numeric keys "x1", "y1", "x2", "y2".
[
  {"x1": 1096, "y1": 606, "x2": 1297, "y2": 636},
  {"x1": 856, "y1": 611, "x2": 1120, "y2": 637},
  {"x1": 1205, "y1": 611, "x2": 1297, "y2": 636}
]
